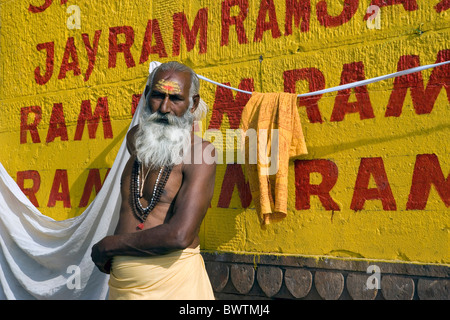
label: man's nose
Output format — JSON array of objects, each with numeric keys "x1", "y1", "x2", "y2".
[{"x1": 159, "y1": 95, "x2": 171, "y2": 114}]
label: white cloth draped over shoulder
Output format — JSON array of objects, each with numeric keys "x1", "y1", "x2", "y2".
[{"x1": 0, "y1": 62, "x2": 162, "y2": 300}]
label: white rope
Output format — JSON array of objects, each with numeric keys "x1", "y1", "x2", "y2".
[
  {"x1": 196, "y1": 74, "x2": 254, "y2": 95},
  {"x1": 196, "y1": 60, "x2": 450, "y2": 97}
]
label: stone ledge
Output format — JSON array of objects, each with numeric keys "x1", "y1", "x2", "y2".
[{"x1": 201, "y1": 251, "x2": 450, "y2": 300}]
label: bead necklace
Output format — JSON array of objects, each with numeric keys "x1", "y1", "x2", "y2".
[{"x1": 130, "y1": 158, "x2": 172, "y2": 230}]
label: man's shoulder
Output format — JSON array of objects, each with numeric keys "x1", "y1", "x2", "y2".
[
  {"x1": 183, "y1": 136, "x2": 217, "y2": 168},
  {"x1": 189, "y1": 134, "x2": 214, "y2": 150},
  {"x1": 196, "y1": 136, "x2": 214, "y2": 149},
  {"x1": 126, "y1": 125, "x2": 139, "y2": 154}
]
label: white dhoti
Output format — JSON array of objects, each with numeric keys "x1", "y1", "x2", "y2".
[{"x1": 108, "y1": 246, "x2": 215, "y2": 300}]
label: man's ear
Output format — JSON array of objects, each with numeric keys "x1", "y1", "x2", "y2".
[{"x1": 190, "y1": 94, "x2": 200, "y2": 113}]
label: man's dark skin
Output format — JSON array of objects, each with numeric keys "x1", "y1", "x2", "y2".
[{"x1": 91, "y1": 68, "x2": 216, "y2": 274}]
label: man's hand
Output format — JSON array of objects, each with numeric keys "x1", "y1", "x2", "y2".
[{"x1": 91, "y1": 236, "x2": 113, "y2": 274}]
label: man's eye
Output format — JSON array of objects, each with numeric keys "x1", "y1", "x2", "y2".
[{"x1": 150, "y1": 92, "x2": 164, "y2": 99}]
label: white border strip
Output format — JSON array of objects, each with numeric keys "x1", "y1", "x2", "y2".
[{"x1": 197, "y1": 60, "x2": 450, "y2": 98}]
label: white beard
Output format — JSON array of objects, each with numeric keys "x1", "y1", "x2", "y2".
[{"x1": 135, "y1": 108, "x2": 194, "y2": 169}]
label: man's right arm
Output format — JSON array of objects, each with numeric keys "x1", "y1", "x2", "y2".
[{"x1": 91, "y1": 141, "x2": 216, "y2": 273}]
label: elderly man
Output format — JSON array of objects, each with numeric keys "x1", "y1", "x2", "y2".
[{"x1": 91, "y1": 61, "x2": 216, "y2": 300}]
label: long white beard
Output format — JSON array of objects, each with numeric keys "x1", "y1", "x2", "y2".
[{"x1": 135, "y1": 108, "x2": 194, "y2": 169}]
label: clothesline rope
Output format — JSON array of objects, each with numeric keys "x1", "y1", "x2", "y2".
[{"x1": 197, "y1": 60, "x2": 450, "y2": 97}]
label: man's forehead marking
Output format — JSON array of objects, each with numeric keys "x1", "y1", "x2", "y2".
[{"x1": 154, "y1": 79, "x2": 182, "y2": 94}]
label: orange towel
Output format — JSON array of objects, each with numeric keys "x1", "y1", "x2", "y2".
[{"x1": 239, "y1": 92, "x2": 308, "y2": 225}]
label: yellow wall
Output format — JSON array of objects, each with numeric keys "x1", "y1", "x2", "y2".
[{"x1": 0, "y1": 0, "x2": 449, "y2": 264}]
